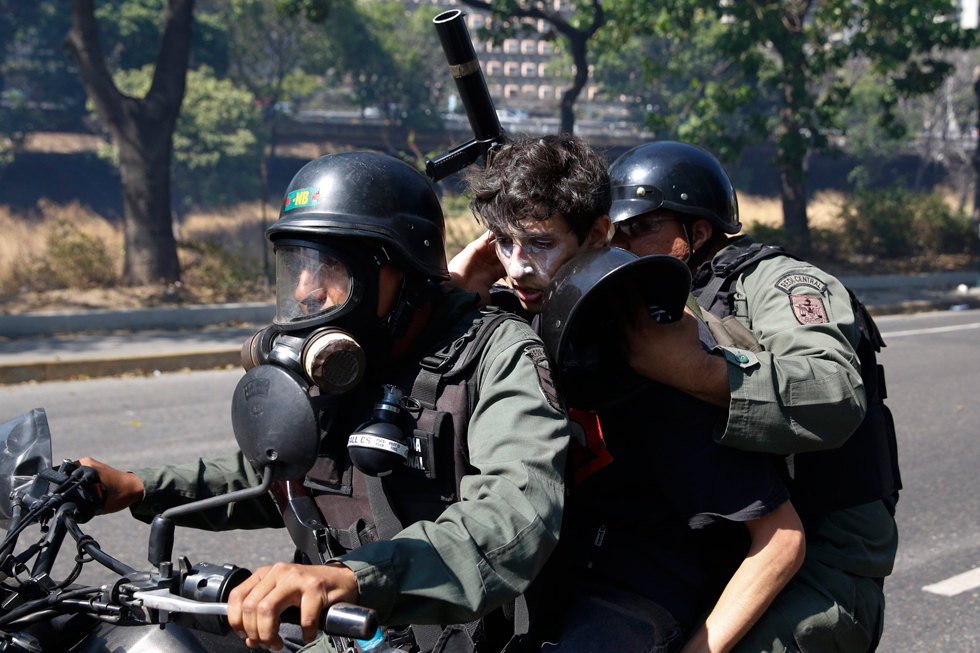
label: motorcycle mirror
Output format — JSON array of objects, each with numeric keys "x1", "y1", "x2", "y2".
[{"x1": 0, "y1": 409, "x2": 53, "y2": 527}]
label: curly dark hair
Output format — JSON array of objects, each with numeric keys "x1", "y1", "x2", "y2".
[{"x1": 466, "y1": 134, "x2": 611, "y2": 244}]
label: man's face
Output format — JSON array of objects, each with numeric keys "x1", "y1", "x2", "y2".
[
  {"x1": 293, "y1": 251, "x2": 351, "y2": 316},
  {"x1": 492, "y1": 215, "x2": 590, "y2": 314},
  {"x1": 609, "y1": 209, "x2": 691, "y2": 260}
]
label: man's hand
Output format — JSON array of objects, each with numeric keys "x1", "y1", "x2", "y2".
[
  {"x1": 623, "y1": 306, "x2": 731, "y2": 408},
  {"x1": 77, "y1": 457, "x2": 144, "y2": 513},
  {"x1": 227, "y1": 561, "x2": 359, "y2": 650},
  {"x1": 446, "y1": 230, "x2": 505, "y2": 304}
]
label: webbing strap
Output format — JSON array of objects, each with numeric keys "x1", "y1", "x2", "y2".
[
  {"x1": 412, "y1": 369, "x2": 442, "y2": 410},
  {"x1": 365, "y1": 476, "x2": 403, "y2": 541},
  {"x1": 695, "y1": 272, "x2": 728, "y2": 312},
  {"x1": 327, "y1": 519, "x2": 377, "y2": 552}
]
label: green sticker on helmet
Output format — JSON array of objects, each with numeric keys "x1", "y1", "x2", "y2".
[{"x1": 284, "y1": 187, "x2": 319, "y2": 211}]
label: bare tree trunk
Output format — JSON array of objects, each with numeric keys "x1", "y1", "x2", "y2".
[
  {"x1": 559, "y1": 35, "x2": 590, "y2": 134},
  {"x1": 455, "y1": 0, "x2": 602, "y2": 137},
  {"x1": 66, "y1": 0, "x2": 192, "y2": 285},
  {"x1": 776, "y1": 76, "x2": 810, "y2": 250},
  {"x1": 115, "y1": 118, "x2": 181, "y2": 283}
]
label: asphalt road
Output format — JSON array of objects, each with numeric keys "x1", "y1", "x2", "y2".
[
  {"x1": 872, "y1": 309, "x2": 980, "y2": 652},
  {"x1": 0, "y1": 307, "x2": 978, "y2": 650},
  {"x1": 0, "y1": 368, "x2": 294, "y2": 588}
]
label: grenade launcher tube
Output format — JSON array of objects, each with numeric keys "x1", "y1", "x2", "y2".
[{"x1": 427, "y1": 9, "x2": 505, "y2": 182}]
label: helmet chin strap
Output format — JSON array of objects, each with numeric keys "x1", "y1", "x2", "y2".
[
  {"x1": 383, "y1": 274, "x2": 439, "y2": 342},
  {"x1": 680, "y1": 220, "x2": 715, "y2": 270}
]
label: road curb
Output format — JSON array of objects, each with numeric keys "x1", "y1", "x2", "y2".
[
  {"x1": 0, "y1": 348, "x2": 240, "y2": 385},
  {"x1": 2, "y1": 296, "x2": 976, "y2": 385},
  {"x1": 0, "y1": 303, "x2": 275, "y2": 338},
  {"x1": 866, "y1": 296, "x2": 980, "y2": 317}
]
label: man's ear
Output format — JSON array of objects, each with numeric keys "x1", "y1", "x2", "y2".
[
  {"x1": 588, "y1": 215, "x2": 612, "y2": 249},
  {"x1": 690, "y1": 219, "x2": 714, "y2": 251}
]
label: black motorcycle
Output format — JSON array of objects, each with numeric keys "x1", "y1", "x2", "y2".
[{"x1": 0, "y1": 408, "x2": 377, "y2": 653}]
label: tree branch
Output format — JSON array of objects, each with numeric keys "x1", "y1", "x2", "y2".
[
  {"x1": 65, "y1": 0, "x2": 124, "y2": 128},
  {"x1": 146, "y1": 0, "x2": 195, "y2": 120}
]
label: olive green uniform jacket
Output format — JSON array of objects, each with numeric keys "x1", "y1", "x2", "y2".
[
  {"x1": 129, "y1": 289, "x2": 571, "y2": 637},
  {"x1": 709, "y1": 237, "x2": 897, "y2": 652}
]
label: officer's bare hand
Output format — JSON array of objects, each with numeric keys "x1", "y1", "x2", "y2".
[
  {"x1": 227, "y1": 561, "x2": 359, "y2": 650},
  {"x1": 76, "y1": 457, "x2": 144, "y2": 513},
  {"x1": 623, "y1": 306, "x2": 731, "y2": 408},
  {"x1": 446, "y1": 230, "x2": 504, "y2": 304}
]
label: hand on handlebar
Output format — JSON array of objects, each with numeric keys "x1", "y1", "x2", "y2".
[
  {"x1": 227, "y1": 561, "x2": 359, "y2": 650},
  {"x1": 77, "y1": 457, "x2": 145, "y2": 514}
]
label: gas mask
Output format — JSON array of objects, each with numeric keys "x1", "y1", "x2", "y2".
[{"x1": 232, "y1": 239, "x2": 426, "y2": 480}]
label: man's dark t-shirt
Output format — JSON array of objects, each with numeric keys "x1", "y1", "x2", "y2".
[{"x1": 506, "y1": 283, "x2": 790, "y2": 637}]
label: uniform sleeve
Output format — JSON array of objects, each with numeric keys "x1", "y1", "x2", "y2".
[
  {"x1": 336, "y1": 321, "x2": 570, "y2": 625},
  {"x1": 129, "y1": 451, "x2": 284, "y2": 531},
  {"x1": 715, "y1": 258, "x2": 867, "y2": 454}
]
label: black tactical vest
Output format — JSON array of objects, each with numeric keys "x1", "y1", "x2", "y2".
[
  {"x1": 691, "y1": 242, "x2": 902, "y2": 519},
  {"x1": 271, "y1": 305, "x2": 525, "y2": 653}
]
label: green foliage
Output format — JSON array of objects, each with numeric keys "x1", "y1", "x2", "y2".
[
  {"x1": 94, "y1": 0, "x2": 229, "y2": 74},
  {"x1": 95, "y1": 65, "x2": 263, "y2": 209},
  {"x1": 178, "y1": 238, "x2": 261, "y2": 293},
  {"x1": 593, "y1": 6, "x2": 773, "y2": 160},
  {"x1": 319, "y1": 1, "x2": 445, "y2": 128},
  {"x1": 0, "y1": 0, "x2": 89, "y2": 151},
  {"x1": 22, "y1": 220, "x2": 118, "y2": 291},
  {"x1": 746, "y1": 223, "x2": 845, "y2": 257},
  {"x1": 839, "y1": 187, "x2": 973, "y2": 258},
  {"x1": 220, "y1": 0, "x2": 323, "y2": 127}
]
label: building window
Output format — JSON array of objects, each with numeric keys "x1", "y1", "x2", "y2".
[
  {"x1": 505, "y1": 84, "x2": 520, "y2": 98},
  {"x1": 537, "y1": 41, "x2": 552, "y2": 55},
  {"x1": 521, "y1": 40, "x2": 536, "y2": 54},
  {"x1": 538, "y1": 62, "x2": 549, "y2": 77},
  {"x1": 539, "y1": 86, "x2": 553, "y2": 100},
  {"x1": 504, "y1": 39, "x2": 519, "y2": 54},
  {"x1": 522, "y1": 62, "x2": 537, "y2": 77},
  {"x1": 490, "y1": 84, "x2": 503, "y2": 98},
  {"x1": 470, "y1": 14, "x2": 484, "y2": 28},
  {"x1": 522, "y1": 84, "x2": 537, "y2": 97},
  {"x1": 537, "y1": 19, "x2": 547, "y2": 32},
  {"x1": 474, "y1": 40, "x2": 485, "y2": 53},
  {"x1": 487, "y1": 61, "x2": 502, "y2": 76},
  {"x1": 504, "y1": 61, "x2": 519, "y2": 76}
]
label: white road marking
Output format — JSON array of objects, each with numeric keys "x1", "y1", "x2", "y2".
[
  {"x1": 922, "y1": 566, "x2": 980, "y2": 597},
  {"x1": 881, "y1": 322, "x2": 980, "y2": 338}
]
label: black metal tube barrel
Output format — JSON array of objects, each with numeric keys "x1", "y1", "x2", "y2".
[{"x1": 433, "y1": 10, "x2": 503, "y2": 143}]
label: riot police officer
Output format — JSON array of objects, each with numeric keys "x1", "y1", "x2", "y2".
[
  {"x1": 81, "y1": 152, "x2": 571, "y2": 653},
  {"x1": 607, "y1": 141, "x2": 900, "y2": 652}
]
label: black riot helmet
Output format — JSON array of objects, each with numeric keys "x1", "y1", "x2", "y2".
[
  {"x1": 540, "y1": 247, "x2": 691, "y2": 411},
  {"x1": 266, "y1": 152, "x2": 449, "y2": 335},
  {"x1": 268, "y1": 151, "x2": 449, "y2": 283},
  {"x1": 608, "y1": 141, "x2": 741, "y2": 235}
]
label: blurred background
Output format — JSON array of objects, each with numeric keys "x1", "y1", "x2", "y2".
[{"x1": 0, "y1": 0, "x2": 979, "y2": 310}]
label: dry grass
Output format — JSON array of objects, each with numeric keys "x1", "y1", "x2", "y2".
[
  {"x1": 0, "y1": 200, "x2": 124, "y2": 290},
  {"x1": 739, "y1": 190, "x2": 847, "y2": 230},
  {"x1": 179, "y1": 201, "x2": 270, "y2": 262}
]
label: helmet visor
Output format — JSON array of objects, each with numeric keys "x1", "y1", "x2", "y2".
[{"x1": 276, "y1": 245, "x2": 354, "y2": 325}]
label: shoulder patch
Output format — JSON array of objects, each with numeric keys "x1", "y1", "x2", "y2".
[
  {"x1": 523, "y1": 344, "x2": 564, "y2": 413},
  {"x1": 774, "y1": 272, "x2": 827, "y2": 294},
  {"x1": 790, "y1": 294, "x2": 829, "y2": 325}
]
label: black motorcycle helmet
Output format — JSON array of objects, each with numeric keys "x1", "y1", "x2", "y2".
[
  {"x1": 540, "y1": 247, "x2": 692, "y2": 411},
  {"x1": 608, "y1": 141, "x2": 741, "y2": 235},
  {"x1": 267, "y1": 152, "x2": 449, "y2": 335}
]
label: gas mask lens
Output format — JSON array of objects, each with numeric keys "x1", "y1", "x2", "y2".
[{"x1": 276, "y1": 245, "x2": 353, "y2": 325}]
